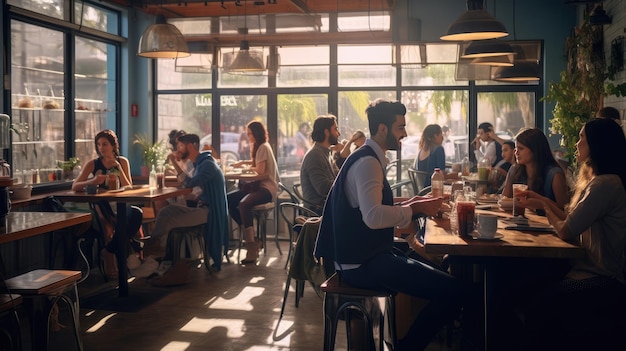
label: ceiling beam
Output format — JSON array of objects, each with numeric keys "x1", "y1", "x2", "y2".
[{"x1": 186, "y1": 30, "x2": 393, "y2": 46}]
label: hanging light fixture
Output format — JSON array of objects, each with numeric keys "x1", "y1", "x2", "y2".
[
  {"x1": 224, "y1": 3, "x2": 266, "y2": 74},
  {"x1": 175, "y1": 42, "x2": 213, "y2": 73},
  {"x1": 471, "y1": 54, "x2": 514, "y2": 66},
  {"x1": 493, "y1": 61, "x2": 540, "y2": 82},
  {"x1": 589, "y1": 3, "x2": 612, "y2": 25},
  {"x1": 462, "y1": 39, "x2": 515, "y2": 58},
  {"x1": 441, "y1": 0, "x2": 508, "y2": 41},
  {"x1": 138, "y1": 15, "x2": 190, "y2": 59}
]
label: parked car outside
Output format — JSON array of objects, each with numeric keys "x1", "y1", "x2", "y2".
[{"x1": 200, "y1": 132, "x2": 241, "y2": 166}]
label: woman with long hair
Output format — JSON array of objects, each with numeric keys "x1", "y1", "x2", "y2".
[
  {"x1": 518, "y1": 118, "x2": 626, "y2": 350},
  {"x1": 413, "y1": 124, "x2": 456, "y2": 186},
  {"x1": 227, "y1": 120, "x2": 278, "y2": 264},
  {"x1": 502, "y1": 128, "x2": 569, "y2": 210}
]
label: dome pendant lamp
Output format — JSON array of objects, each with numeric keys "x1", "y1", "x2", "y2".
[
  {"x1": 441, "y1": 0, "x2": 509, "y2": 41},
  {"x1": 138, "y1": 15, "x2": 190, "y2": 59}
]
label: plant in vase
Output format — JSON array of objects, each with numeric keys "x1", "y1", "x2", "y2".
[
  {"x1": 57, "y1": 157, "x2": 80, "y2": 181},
  {"x1": 133, "y1": 133, "x2": 167, "y2": 176}
]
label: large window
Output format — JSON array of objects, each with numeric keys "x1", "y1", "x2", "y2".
[{"x1": 8, "y1": 2, "x2": 121, "y2": 185}]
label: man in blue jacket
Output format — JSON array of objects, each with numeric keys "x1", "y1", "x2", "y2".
[
  {"x1": 315, "y1": 99, "x2": 471, "y2": 350},
  {"x1": 150, "y1": 133, "x2": 229, "y2": 286}
]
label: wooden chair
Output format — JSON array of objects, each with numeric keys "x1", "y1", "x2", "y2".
[
  {"x1": 320, "y1": 273, "x2": 397, "y2": 351},
  {"x1": 5, "y1": 269, "x2": 83, "y2": 351}
]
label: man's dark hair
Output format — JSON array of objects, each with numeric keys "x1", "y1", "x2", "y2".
[
  {"x1": 365, "y1": 99, "x2": 406, "y2": 137},
  {"x1": 596, "y1": 106, "x2": 621, "y2": 121},
  {"x1": 478, "y1": 122, "x2": 493, "y2": 133},
  {"x1": 178, "y1": 134, "x2": 200, "y2": 149},
  {"x1": 503, "y1": 140, "x2": 515, "y2": 149},
  {"x1": 168, "y1": 129, "x2": 186, "y2": 148},
  {"x1": 311, "y1": 115, "x2": 337, "y2": 143}
]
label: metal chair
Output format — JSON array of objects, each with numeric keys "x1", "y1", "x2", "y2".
[
  {"x1": 0, "y1": 272, "x2": 22, "y2": 351},
  {"x1": 320, "y1": 273, "x2": 397, "y2": 351},
  {"x1": 407, "y1": 168, "x2": 431, "y2": 195},
  {"x1": 292, "y1": 183, "x2": 323, "y2": 215},
  {"x1": 279, "y1": 202, "x2": 319, "y2": 270}
]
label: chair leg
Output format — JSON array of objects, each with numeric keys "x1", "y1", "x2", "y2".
[{"x1": 284, "y1": 229, "x2": 293, "y2": 270}]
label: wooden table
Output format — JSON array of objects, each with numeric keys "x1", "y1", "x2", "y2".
[
  {"x1": 224, "y1": 171, "x2": 268, "y2": 182},
  {"x1": 424, "y1": 210, "x2": 585, "y2": 351},
  {"x1": 0, "y1": 212, "x2": 92, "y2": 244},
  {"x1": 56, "y1": 186, "x2": 191, "y2": 297}
]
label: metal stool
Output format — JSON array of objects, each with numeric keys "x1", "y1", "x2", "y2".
[
  {"x1": 167, "y1": 224, "x2": 214, "y2": 272},
  {"x1": 5, "y1": 270, "x2": 83, "y2": 351},
  {"x1": 320, "y1": 273, "x2": 397, "y2": 351},
  {"x1": 238, "y1": 202, "x2": 281, "y2": 263}
]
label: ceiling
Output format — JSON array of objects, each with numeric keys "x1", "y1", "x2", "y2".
[{"x1": 104, "y1": 0, "x2": 396, "y2": 19}]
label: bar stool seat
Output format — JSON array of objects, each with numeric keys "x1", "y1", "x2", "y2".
[
  {"x1": 320, "y1": 273, "x2": 397, "y2": 351},
  {"x1": 5, "y1": 269, "x2": 83, "y2": 351},
  {"x1": 0, "y1": 293, "x2": 23, "y2": 351}
]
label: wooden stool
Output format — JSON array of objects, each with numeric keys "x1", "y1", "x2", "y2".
[
  {"x1": 5, "y1": 270, "x2": 83, "y2": 351},
  {"x1": 320, "y1": 273, "x2": 397, "y2": 351},
  {"x1": 0, "y1": 293, "x2": 23, "y2": 351}
]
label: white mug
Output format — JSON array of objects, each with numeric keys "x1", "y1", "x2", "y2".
[{"x1": 476, "y1": 214, "x2": 498, "y2": 238}]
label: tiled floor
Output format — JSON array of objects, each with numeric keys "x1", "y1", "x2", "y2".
[{"x1": 13, "y1": 241, "x2": 456, "y2": 351}]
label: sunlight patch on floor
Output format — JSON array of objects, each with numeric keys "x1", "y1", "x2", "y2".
[
  {"x1": 209, "y1": 286, "x2": 265, "y2": 311},
  {"x1": 86, "y1": 312, "x2": 118, "y2": 333},
  {"x1": 160, "y1": 341, "x2": 191, "y2": 351},
  {"x1": 249, "y1": 276, "x2": 265, "y2": 284},
  {"x1": 180, "y1": 317, "x2": 245, "y2": 337}
]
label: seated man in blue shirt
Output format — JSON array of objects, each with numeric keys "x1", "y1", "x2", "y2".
[
  {"x1": 149, "y1": 134, "x2": 229, "y2": 286},
  {"x1": 315, "y1": 99, "x2": 473, "y2": 350}
]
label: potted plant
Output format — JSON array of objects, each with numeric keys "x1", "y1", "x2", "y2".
[
  {"x1": 133, "y1": 133, "x2": 167, "y2": 176},
  {"x1": 57, "y1": 157, "x2": 80, "y2": 181}
]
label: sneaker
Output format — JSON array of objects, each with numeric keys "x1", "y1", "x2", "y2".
[
  {"x1": 130, "y1": 256, "x2": 159, "y2": 278},
  {"x1": 127, "y1": 254, "x2": 142, "y2": 270}
]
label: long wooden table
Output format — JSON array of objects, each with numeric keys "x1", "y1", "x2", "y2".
[
  {"x1": 0, "y1": 212, "x2": 92, "y2": 244},
  {"x1": 56, "y1": 185, "x2": 191, "y2": 297},
  {"x1": 424, "y1": 210, "x2": 585, "y2": 351}
]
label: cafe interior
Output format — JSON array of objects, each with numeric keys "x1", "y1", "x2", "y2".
[{"x1": 0, "y1": 0, "x2": 625, "y2": 350}]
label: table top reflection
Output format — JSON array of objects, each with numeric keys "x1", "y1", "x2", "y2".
[{"x1": 0, "y1": 212, "x2": 92, "y2": 244}]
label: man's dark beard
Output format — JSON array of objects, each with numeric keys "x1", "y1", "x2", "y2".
[
  {"x1": 180, "y1": 148, "x2": 190, "y2": 160},
  {"x1": 386, "y1": 130, "x2": 400, "y2": 150},
  {"x1": 329, "y1": 134, "x2": 339, "y2": 145}
]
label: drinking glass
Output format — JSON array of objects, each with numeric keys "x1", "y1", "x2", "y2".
[{"x1": 512, "y1": 183, "x2": 528, "y2": 217}]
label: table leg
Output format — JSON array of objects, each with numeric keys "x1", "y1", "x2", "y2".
[
  {"x1": 483, "y1": 261, "x2": 495, "y2": 351},
  {"x1": 116, "y1": 202, "x2": 129, "y2": 297}
]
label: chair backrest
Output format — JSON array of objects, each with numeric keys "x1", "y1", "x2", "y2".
[
  {"x1": 407, "y1": 168, "x2": 431, "y2": 195},
  {"x1": 278, "y1": 182, "x2": 299, "y2": 203},
  {"x1": 417, "y1": 186, "x2": 432, "y2": 196},
  {"x1": 292, "y1": 183, "x2": 322, "y2": 214},
  {"x1": 279, "y1": 202, "x2": 319, "y2": 235}
]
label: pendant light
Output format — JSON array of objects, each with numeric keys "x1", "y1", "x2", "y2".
[
  {"x1": 462, "y1": 39, "x2": 515, "y2": 58},
  {"x1": 441, "y1": 0, "x2": 508, "y2": 41},
  {"x1": 138, "y1": 15, "x2": 190, "y2": 59},
  {"x1": 471, "y1": 54, "x2": 514, "y2": 67},
  {"x1": 493, "y1": 61, "x2": 540, "y2": 82},
  {"x1": 224, "y1": 3, "x2": 266, "y2": 74}
]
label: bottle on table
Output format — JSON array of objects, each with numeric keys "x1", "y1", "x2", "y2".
[
  {"x1": 431, "y1": 168, "x2": 444, "y2": 197},
  {"x1": 478, "y1": 156, "x2": 490, "y2": 181},
  {"x1": 149, "y1": 165, "x2": 157, "y2": 189}
]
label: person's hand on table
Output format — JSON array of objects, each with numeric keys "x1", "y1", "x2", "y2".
[
  {"x1": 408, "y1": 196, "x2": 444, "y2": 217},
  {"x1": 517, "y1": 190, "x2": 548, "y2": 210},
  {"x1": 93, "y1": 174, "x2": 107, "y2": 185}
]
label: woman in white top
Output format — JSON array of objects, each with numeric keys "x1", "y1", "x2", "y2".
[
  {"x1": 228, "y1": 120, "x2": 278, "y2": 264},
  {"x1": 519, "y1": 118, "x2": 626, "y2": 350}
]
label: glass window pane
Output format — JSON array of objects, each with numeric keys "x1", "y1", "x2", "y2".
[
  {"x1": 75, "y1": 1, "x2": 119, "y2": 35},
  {"x1": 279, "y1": 46, "x2": 329, "y2": 65},
  {"x1": 220, "y1": 95, "x2": 267, "y2": 165},
  {"x1": 338, "y1": 45, "x2": 392, "y2": 64},
  {"x1": 402, "y1": 90, "x2": 469, "y2": 163},
  {"x1": 337, "y1": 91, "x2": 395, "y2": 138},
  {"x1": 276, "y1": 94, "x2": 328, "y2": 179},
  {"x1": 477, "y1": 92, "x2": 536, "y2": 138},
  {"x1": 218, "y1": 47, "x2": 269, "y2": 88},
  {"x1": 10, "y1": 20, "x2": 65, "y2": 183},
  {"x1": 338, "y1": 65, "x2": 396, "y2": 87},
  {"x1": 276, "y1": 46, "x2": 329, "y2": 87},
  {"x1": 337, "y1": 12, "x2": 390, "y2": 32},
  {"x1": 8, "y1": 0, "x2": 64, "y2": 20},
  {"x1": 402, "y1": 64, "x2": 468, "y2": 86},
  {"x1": 75, "y1": 37, "x2": 117, "y2": 170},
  {"x1": 157, "y1": 57, "x2": 212, "y2": 90}
]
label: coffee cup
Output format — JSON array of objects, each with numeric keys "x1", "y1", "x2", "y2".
[{"x1": 476, "y1": 214, "x2": 498, "y2": 238}]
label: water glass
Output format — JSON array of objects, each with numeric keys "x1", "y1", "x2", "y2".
[{"x1": 512, "y1": 183, "x2": 528, "y2": 217}]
